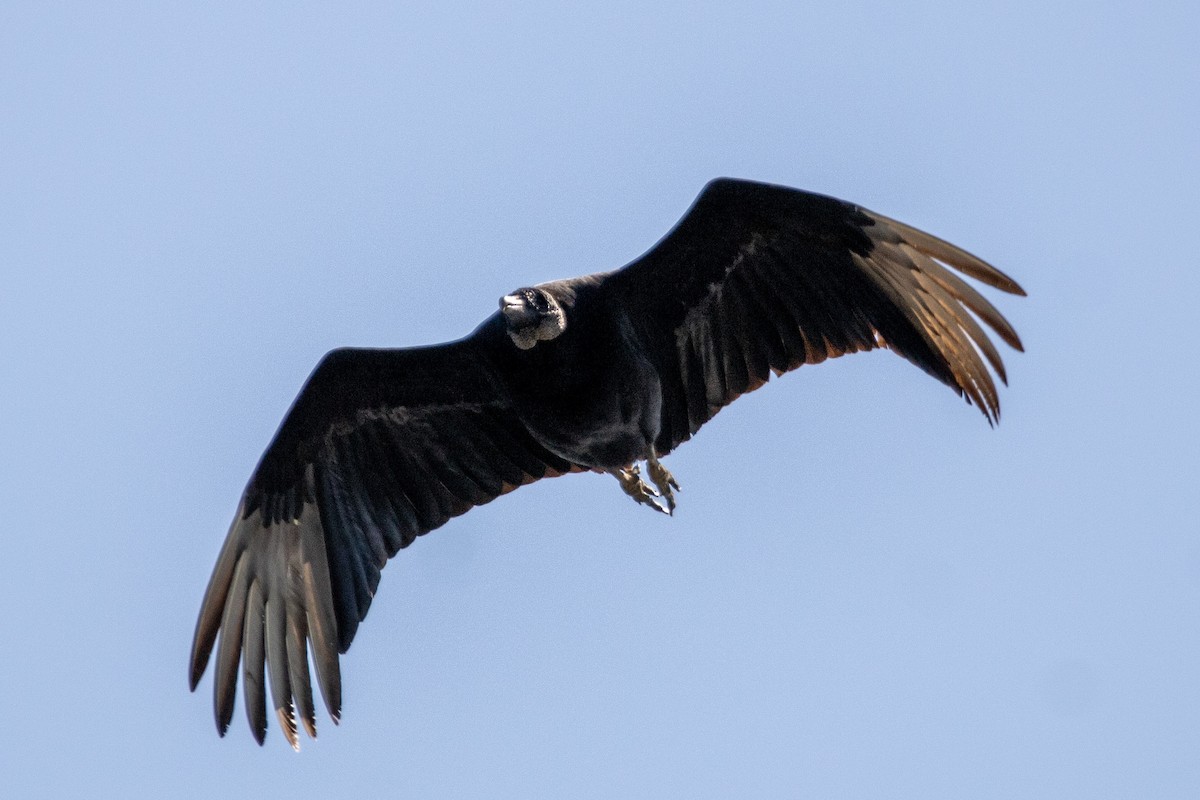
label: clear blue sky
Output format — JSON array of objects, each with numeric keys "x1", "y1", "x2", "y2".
[{"x1": 2, "y1": 2, "x2": 1197, "y2": 797}]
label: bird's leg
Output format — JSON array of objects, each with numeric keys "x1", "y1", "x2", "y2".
[
  {"x1": 645, "y1": 446, "x2": 680, "y2": 516},
  {"x1": 609, "y1": 464, "x2": 669, "y2": 515}
]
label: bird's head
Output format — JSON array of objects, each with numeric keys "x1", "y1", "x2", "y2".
[{"x1": 500, "y1": 287, "x2": 567, "y2": 350}]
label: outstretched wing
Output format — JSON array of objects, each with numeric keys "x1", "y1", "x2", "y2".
[
  {"x1": 608, "y1": 178, "x2": 1025, "y2": 454},
  {"x1": 189, "y1": 340, "x2": 579, "y2": 748}
]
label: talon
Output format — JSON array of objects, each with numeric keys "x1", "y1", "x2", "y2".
[
  {"x1": 645, "y1": 448, "x2": 680, "y2": 516},
  {"x1": 610, "y1": 466, "x2": 669, "y2": 514}
]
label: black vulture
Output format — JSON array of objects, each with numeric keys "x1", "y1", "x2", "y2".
[{"x1": 189, "y1": 178, "x2": 1025, "y2": 747}]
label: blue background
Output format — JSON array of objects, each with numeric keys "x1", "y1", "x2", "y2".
[{"x1": 3, "y1": 2, "x2": 1197, "y2": 797}]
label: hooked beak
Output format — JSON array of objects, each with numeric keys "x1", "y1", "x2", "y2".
[{"x1": 500, "y1": 294, "x2": 536, "y2": 328}]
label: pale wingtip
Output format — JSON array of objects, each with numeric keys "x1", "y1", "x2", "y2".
[{"x1": 277, "y1": 706, "x2": 300, "y2": 751}]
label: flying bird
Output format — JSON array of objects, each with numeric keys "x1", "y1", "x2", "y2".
[{"x1": 189, "y1": 178, "x2": 1025, "y2": 748}]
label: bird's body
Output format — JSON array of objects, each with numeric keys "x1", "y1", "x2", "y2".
[
  {"x1": 190, "y1": 178, "x2": 1025, "y2": 748},
  {"x1": 494, "y1": 277, "x2": 665, "y2": 470}
]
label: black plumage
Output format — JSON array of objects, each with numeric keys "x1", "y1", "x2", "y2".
[{"x1": 189, "y1": 178, "x2": 1025, "y2": 747}]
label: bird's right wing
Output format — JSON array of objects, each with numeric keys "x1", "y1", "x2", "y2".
[{"x1": 189, "y1": 340, "x2": 581, "y2": 748}]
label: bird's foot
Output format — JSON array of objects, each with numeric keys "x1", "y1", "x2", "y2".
[
  {"x1": 645, "y1": 451, "x2": 680, "y2": 516},
  {"x1": 611, "y1": 465, "x2": 670, "y2": 515}
]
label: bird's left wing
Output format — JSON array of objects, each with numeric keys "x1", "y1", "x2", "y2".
[
  {"x1": 189, "y1": 340, "x2": 579, "y2": 748},
  {"x1": 606, "y1": 178, "x2": 1025, "y2": 454}
]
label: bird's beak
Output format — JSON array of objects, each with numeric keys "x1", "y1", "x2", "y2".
[{"x1": 501, "y1": 294, "x2": 533, "y2": 326}]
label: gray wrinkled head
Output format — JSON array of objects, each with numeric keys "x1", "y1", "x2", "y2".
[{"x1": 500, "y1": 287, "x2": 567, "y2": 350}]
